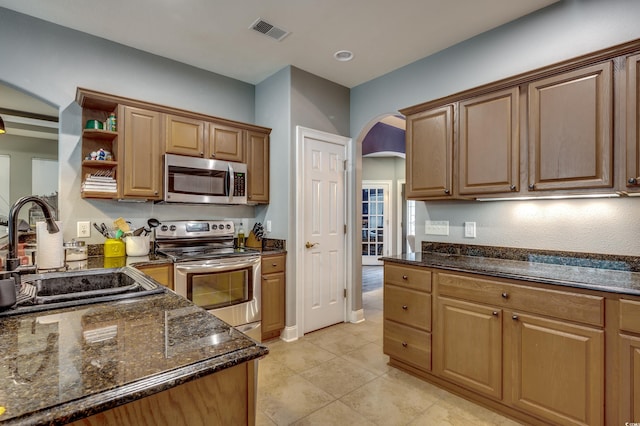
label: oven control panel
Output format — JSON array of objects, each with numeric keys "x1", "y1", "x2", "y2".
[{"x1": 155, "y1": 220, "x2": 235, "y2": 239}]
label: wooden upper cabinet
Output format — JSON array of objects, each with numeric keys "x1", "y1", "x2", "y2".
[
  {"x1": 122, "y1": 106, "x2": 162, "y2": 199},
  {"x1": 246, "y1": 130, "x2": 270, "y2": 203},
  {"x1": 459, "y1": 88, "x2": 519, "y2": 195},
  {"x1": 405, "y1": 105, "x2": 454, "y2": 199},
  {"x1": 208, "y1": 123, "x2": 244, "y2": 162},
  {"x1": 165, "y1": 114, "x2": 206, "y2": 157},
  {"x1": 626, "y1": 53, "x2": 640, "y2": 192},
  {"x1": 528, "y1": 61, "x2": 613, "y2": 192}
]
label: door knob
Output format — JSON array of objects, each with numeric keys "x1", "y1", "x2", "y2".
[{"x1": 305, "y1": 241, "x2": 319, "y2": 248}]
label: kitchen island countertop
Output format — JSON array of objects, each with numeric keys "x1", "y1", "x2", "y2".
[
  {"x1": 382, "y1": 251, "x2": 640, "y2": 296},
  {"x1": 0, "y1": 290, "x2": 267, "y2": 425}
]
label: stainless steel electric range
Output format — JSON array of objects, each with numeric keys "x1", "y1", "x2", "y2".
[{"x1": 155, "y1": 220, "x2": 261, "y2": 341}]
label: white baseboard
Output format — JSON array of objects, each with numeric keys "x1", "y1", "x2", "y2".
[
  {"x1": 349, "y1": 309, "x2": 365, "y2": 324},
  {"x1": 280, "y1": 325, "x2": 298, "y2": 342}
]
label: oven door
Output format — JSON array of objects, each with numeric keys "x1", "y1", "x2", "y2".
[{"x1": 174, "y1": 255, "x2": 261, "y2": 327}]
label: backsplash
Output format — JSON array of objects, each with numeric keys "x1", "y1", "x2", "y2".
[{"x1": 422, "y1": 242, "x2": 640, "y2": 272}]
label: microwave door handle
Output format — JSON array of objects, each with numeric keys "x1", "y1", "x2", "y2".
[{"x1": 227, "y1": 163, "x2": 235, "y2": 199}]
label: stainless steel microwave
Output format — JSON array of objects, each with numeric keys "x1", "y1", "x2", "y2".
[{"x1": 163, "y1": 154, "x2": 247, "y2": 204}]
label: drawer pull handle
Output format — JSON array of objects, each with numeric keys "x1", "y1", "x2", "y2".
[
  {"x1": 401, "y1": 342, "x2": 408, "y2": 348},
  {"x1": 501, "y1": 292, "x2": 508, "y2": 299},
  {"x1": 512, "y1": 315, "x2": 519, "y2": 321},
  {"x1": 402, "y1": 305, "x2": 408, "y2": 310},
  {"x1": 272, "y1": 263, "x2": 277, "y2": 267},
  {"x1": 492, "y1": 311, "x2": 499, "y2": 316},
  {"x1": 402, "y1": 275, "x2": 408, "y2": 280}
]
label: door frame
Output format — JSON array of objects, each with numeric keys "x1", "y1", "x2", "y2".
[
  {"x1": 361, "y1": 179, "x2": 393, "y2": 265},
  {"x1": 397, "y1": 179, "x2": 405, "y2": 254},
  {"x1": 294, "y1": 126, "x2": 353, "y2": 339}
]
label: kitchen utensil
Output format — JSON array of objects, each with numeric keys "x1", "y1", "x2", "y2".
[
  {"x1": 114, "y1": 217, "x2": 131, "y2": 233},
  {"x1": 93, "y1": 223, "x2": 107, "y2": 238},
  {"x1": 132, "y1": 226, "x2": 145, "y2": 236},
  {"x1": 147, "y1": 218, "x2": 160, "y2": 230},
  {"x1": 100, "y1": 223, "x2": 109, "y2": 237}
]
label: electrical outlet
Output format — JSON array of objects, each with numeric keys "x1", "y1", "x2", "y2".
[
  {"x1": 464, "y1": 222, "x2": 477, "y2": 238},
  {"x1": 77, "y1": 221, "x2": 91, "y2": 238}
]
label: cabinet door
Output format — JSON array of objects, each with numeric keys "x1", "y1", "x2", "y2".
[
  {"x1": 208, "y1": 123, "x2": 244, "y2": 162},
  {"x1": 405, "y1": 105, "x2": 454, "y2": 198},
  {"x1": 434, "y1": 296, "x2": 503, "y2": 400},
  {"x1": 508, "y1": 312, "x2": 604, "y2": 426},
  {"x1": 165, "y1": 114, "x2": 205, "y2": 157},
  {"x1": 528, "y1": 62, "x2": 613, "y2": 191},
  {"x1": 246, "y1": 130, "x2": 270, "y2": 204},
  {"x1": 261, "y1": 272, "x2": 285, "y2": 338},
  {"x1": 135, "y1": 263, "x2": 174, "y2": 290},
  {"x1": 620, "y1": 334, "x2": 640, "y2": 422},
  {"x1": 122, "y1": 106, "x2": 162, "y2": 199},
  {"x1": 626, "y1": 53, "x2": 640, "y2": 192},
  {"x1": 459, "y1": 87, "x2": 519, "y2": 195}
]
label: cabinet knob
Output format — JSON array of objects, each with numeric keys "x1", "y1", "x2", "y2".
[
  {"x1": 402, "y1": 275, "x2": 408, "y2": 280},
  {"x1": 501, "y1": 292, "x2": 508, "y2": 299},
  {"x1": 272, "y1": 263, "x2": 277, "y2": 267},
  {"x1": 510, "y1": 185, "x2": 517, "y2": 192},
  {"x1": 512, "y1": 315, "x2": 519, "y2": 321},
  {"x1": 629, "y1": 177, "x2": 639, "y2": 185},
  {"x1": 401, "y1": 342, "x2": 408, "y2": 348},
  {"x1": 154, "y1": 191, "x2": 158, "y2": 195},
  {"x1": 211, "y1": 154, "x2": 216, "y2": 158},
  {"x1": 528, "y1": 183, "x2": 535, "y2": 190},
  {"x1": 199, "y1": 152, "x2": 204, "y2": 157},
  {"x1": 402, "y1": 305, "x2": 408, "y2": 310},
  {"x1": 444, "y1": 189, "x2": 450, "y2": 195},
  {"x1": 492, "y1": 311, "x2": 499, "y2": 316}
]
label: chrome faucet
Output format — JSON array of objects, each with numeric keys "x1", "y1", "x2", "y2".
[{"x1": 5, "y1": 196, "x2": 59, "y2": 272}]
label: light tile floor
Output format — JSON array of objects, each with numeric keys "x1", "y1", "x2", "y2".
[{"x1": 256, "y1": 266, "x2": 522, "y2": 425}]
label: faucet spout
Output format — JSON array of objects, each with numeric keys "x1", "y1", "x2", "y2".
[{"x1": 6, "y1": 196, "x2": 59, "y2": 272}]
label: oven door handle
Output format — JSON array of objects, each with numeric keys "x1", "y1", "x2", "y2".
[{"x1": 174, "y1": 257, "x2": 260, "y2": 272}]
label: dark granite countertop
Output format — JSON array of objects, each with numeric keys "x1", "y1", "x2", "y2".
[
  {"x1": 381, "y1": 252, "x2": 640, "y2": 297},
  {"x1": 0, "y1": 291, "x2": 268, "y2": 425}
]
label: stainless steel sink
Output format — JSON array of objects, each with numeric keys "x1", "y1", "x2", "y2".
[{"x1": 0, "y1": 266, "x2": 166, "y2": 317}]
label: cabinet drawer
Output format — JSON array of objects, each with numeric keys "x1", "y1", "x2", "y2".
[
  {"x1": 437, "y1": 272, "x2": 604, "y2": 327},
  {"x1": 262, "y1": 254, "x2": 285, "y2": 274},
  {"x1": 384, "y1": 284, "x2": 431, "y2": 331},
  {"x1": 384, "y1": 320, "x2": 431, "y2": 371},
  {"x1": 620, "y1": 298, "x2": 640, "y2": 334},
  {"x1": 384, "y1": 263, "x2": 432, "y2": 292}
]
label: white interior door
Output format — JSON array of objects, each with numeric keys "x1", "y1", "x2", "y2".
[
  {"x1": 362, "y1": 181, "x2": 391, "y2": 265},
  {"x1": 299, "y1": 127, "x2": 348, "y2": 334}
]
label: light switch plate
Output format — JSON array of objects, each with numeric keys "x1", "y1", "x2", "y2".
[
  {"x1": 464, "y1": 222, "x2": 476, "y2": 238},
  {"x1": 425, "y1": 220, "x2": 449, "y2": 236}
]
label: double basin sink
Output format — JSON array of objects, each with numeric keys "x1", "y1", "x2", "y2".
[{"x1": 0, "y1": 266, "x2": 166, "y2": 317}]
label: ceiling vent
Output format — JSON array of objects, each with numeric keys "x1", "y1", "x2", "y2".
[{"x1": 250, "y1": 18, "x2": 290, "y2": 42}]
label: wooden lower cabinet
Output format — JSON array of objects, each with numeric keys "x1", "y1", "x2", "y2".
[
  {"x1": 383, "y1": 263, "x2": 432, "y2": 371},
  {"x1": 69, "y1": 361, "x2": 256, "y2": 426},
  {"x1": 508, "y1": 312, "x2": 604, "y2": 425},
  {"x1": 384, "y1": 264, "x2": 609, "y2": 425},
  {"x1": 261, "y1": 253, "x2": 286, "y2": 341},
  {"x1": 619, "y1": 298, "x2": 640, "y2": 422},
  {"x1": 135, "y1": 263, "x2": 174, "y2": 290},
  {"x1": 620, "y1": 334, "x2": 640, "y2": 422},
  {"x1": 434, "y1": 296, "x2": 502, "y2": 400}
]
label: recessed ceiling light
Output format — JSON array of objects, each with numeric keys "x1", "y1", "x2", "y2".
[{"x1": 334, "y1": 50, "x2": 354, "y2": 62}]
